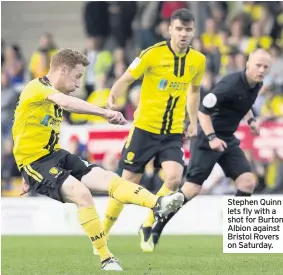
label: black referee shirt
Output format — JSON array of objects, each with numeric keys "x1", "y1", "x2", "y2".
[{"x1": 199, "y1": 71, "x2": 263, "y2": 137}]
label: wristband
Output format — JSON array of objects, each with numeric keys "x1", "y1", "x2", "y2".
[
  {"x1": 247, "y1": 117, "x2": 256, "y2": 125},
  {"x1": 207, "y1": 133, "x2": 217, "y2": 141}
]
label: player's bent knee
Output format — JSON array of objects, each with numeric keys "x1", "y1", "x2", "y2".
[
  {"x1": 122, "y1": 169, "x2": 142, "y2": 184},
  {"x1": 235, "y1": 172, "x2": 256, "y2": 193},
  {"x1": 60, "y1": 176, "x2": 93, "y2": 207}
]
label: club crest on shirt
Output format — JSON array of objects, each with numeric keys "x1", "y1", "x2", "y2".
[
  {"x1": 49, "y1": 167, "x2": 59, "y2": 175},
  {"x1": 127, "y1": 152, "x2": 135, "y2": 161}
]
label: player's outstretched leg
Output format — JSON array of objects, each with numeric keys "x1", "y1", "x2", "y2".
[
  {"x1": 82, "y1": 167, "x2": 185, "y2": 222},
  {"x1": 103, "y1": 171, "x2": 142, "y2": 238},
  {"x1": 60, "y1": 175, "x2": 123, "y2": 271}
]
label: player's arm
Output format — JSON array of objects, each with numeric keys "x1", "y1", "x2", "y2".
[
  {"x1": 186, "y1": 57, "x2": 206, "y2": 137},
  {"x1": 107, "y1": 52, "x2": 149, "y2": 109},
  {"x1": 47, "y1": 93, "x2": 127, "y2": 125},
  {"x1": 107, "y1": 72, "x2": 136, "y2": 109}
]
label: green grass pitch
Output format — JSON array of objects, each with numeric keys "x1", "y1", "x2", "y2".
[{"x1": 2, "y1": 236, "x2": 282, "y2": 275}]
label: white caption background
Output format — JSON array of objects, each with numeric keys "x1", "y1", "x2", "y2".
[{"x1": 223, "y1": 196, "x2": 283, "y2": 253}]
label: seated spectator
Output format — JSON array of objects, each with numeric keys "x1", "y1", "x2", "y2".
[
  {"x1": 269, "y1": 44, "x2": 283, "y2": 91},
  {"x1": 70, "y1": 88, "x2": 126, "y2": 124},
  {"x1": 2, "y1": 44, "x2": 25, "y2": 91},
  {"x1": 29, "y1": 32, "x2": 57, "y2": 79},
  {"x1": 228, "y1": 18, "x2": 248, "y2": 53},
  {"x1": 67, "y1": 135, "x2": 88, "y2": 161},
  {"x1": 260, "y1": 89, "x2": 283, "y2": 121},
  {"x1": 82, "y1": 37, "x2": 112, "y2": 94},
  {"x1": 244, "y1": 21, "x2": 273, "y2": 54},
  {"x1": 201, "y1": 18, "x2": 221, "y2": 54},
  {"x1": 243, "y1": 1, "x2": 265, "y2": 22},
  {"x1": 105, "y1": 48, "x2": 128, "y2": 88}
]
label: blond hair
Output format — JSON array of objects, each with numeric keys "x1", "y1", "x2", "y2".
[{"x1": 50, "y1": 48, "x2": 89, "y2": 70}]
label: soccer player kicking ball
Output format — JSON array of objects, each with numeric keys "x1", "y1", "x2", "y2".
[
  {"x1": 104, "y1": 8, "x2": 206, "y2": 253},
  {"x1": 13, "y1": 48, "x2": 184, "y2": 271},
  {"x1": 142, "y1": 49, "x2": 272, "y2": 252}
]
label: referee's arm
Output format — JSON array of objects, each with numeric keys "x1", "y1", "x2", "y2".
[{"x1": 198, "y1": 81, "x2": 227, "y2": 136}]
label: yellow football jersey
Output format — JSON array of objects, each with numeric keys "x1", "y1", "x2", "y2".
[
  {"x1": 12, "y1": 76, "x2": 63, "y2": 170},
  {"x1": 127, "y1": 40, "x2": 206, "y2": 134}
]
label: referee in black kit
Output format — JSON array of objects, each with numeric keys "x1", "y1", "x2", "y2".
[{"x1": 143, "y1": 48, "x2": 272, "y2": 251}]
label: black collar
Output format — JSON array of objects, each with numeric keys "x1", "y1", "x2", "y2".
[
  {"x1": 166, "y1": 39, "x2": 190, "y2": 56},
  {"x1": 43, "y1": 76, "x2": 52, "y2": 86},
  {"x1": 241, "y1": 70, "x2": 262, "y2": 91}
]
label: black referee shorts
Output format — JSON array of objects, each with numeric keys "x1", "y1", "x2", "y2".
[
  {"x1": 186, "y1": 133, "x2": 251, "y2": 185},
  {"x1": 119, "y1": 127, "x2": 184, "y2": 173},
  {"x1": 21, "y1": 149, "x2": 98, "y2": 202}
]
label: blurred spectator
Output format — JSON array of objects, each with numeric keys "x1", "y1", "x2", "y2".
[
  {"x1": 2, "y1": 44, "x2": 25, "y2": 91},
  {"x1": 1, "y1": 59, "x2": 19, "y2": 139},
  {"x1": 109, "y1": 2, "x2": 137, "y2": 48},
  {"x1": 105, "y1": 48, "x2": 128, "y2": 88},
  {"x1": 234, "y1": 52, "x2": 247, "y2": 71},
  {"x1": 269, "y1": 44, "x2": 283, "y2": 90},
  {"x1": 1, "y1": 139, "x2": 20, "y2": 191},
  {"x1": 201, "y1": 18, "x2": 221, "y2": 54},
  {"x1": 262, "y1": 149, "x2": 283, "y2": 194},
  {"x1": 260, "y1": 89, "x2": 283, "y2": 122},
  {"x1": 228, "y1": 18, "x2": 248, "y2": 53},
  {"x1": 200, "y1": 164, "x2": 236, "y2": 195},
  {"x1": 275, "y1": 3, "x2": 283, "y2": 47},
  {"x1": 1, "y1": 39, "x2": 5, "y2": 66},
  {"x1": 83, "y1": 1, "x2": 110, "y2": 42},
  {"x1": 258, "y1": 5, "x2": 276, "y2": 37},
  {"x1": 125, "y1": 85, "x2": 141, "y2": 120},
  {"x1": 155, "y1": 19, "x2": 170, "y2": 43},
  {"x1": 67, "y1": 135, "x2": 88, "y2": 161},
  {"x1": 132, "y1": 2, "x2": 160, "y2": 50},
  {"x1": 160, "y1": 1, "x2": 188, "y2": 20},
  {"x1": 244, "y1": 21, "x2": 273, "y2": 54},
  {"x1": 243, "y1": 1, "x2": 265, "y2": 22},
  {"x1": 102, "y1": 151, "x2": 119, "y2": 173},
  {"x1": 83, "y1": 37, "x2": 112, "y2": 96},
  {"x1": 244, "y1": 149, "x2": 266, "y2": 193},
  {"x1": 209, "y1": 3, "x2": 226, "y2": 29},
  {"x1": 218, "y1": 29, "x2": 239, "y2": 76},
  {"x1": 29, "y1": 33, "x2": 57, "y2": 79},
  {"x1": 201, "y1": 71, "x2": 215, "y2": 94}
]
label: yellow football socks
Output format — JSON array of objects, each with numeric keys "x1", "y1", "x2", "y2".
[
  {"x1": 143, "y1": 184, "x2": 173, "y2": 227},
  {"x1": 78, "y1": 206, "x2": 113, "y2": 262},
  {"x1": 108, "y1": 176, "x2": 158, "y2": 208},
  {"x1": 103, "y1": 197, "x2": 124, "y2": 236}
]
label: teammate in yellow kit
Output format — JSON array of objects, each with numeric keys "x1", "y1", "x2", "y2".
[
  {"x1": 105, "y1": 8, "x2": 206, "y2": 252},
  {"x1": 12, "y1": 48, "x2": 184, "y2": 271}
]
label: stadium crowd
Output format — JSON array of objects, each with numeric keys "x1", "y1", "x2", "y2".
[{"x1": 2, "y1": 1, "x2": 283, "y2": 196}]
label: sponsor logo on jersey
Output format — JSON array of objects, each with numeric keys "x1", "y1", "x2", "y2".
[{"x1": 158, "y1": 79, "x2": 169, "y2": 90}]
